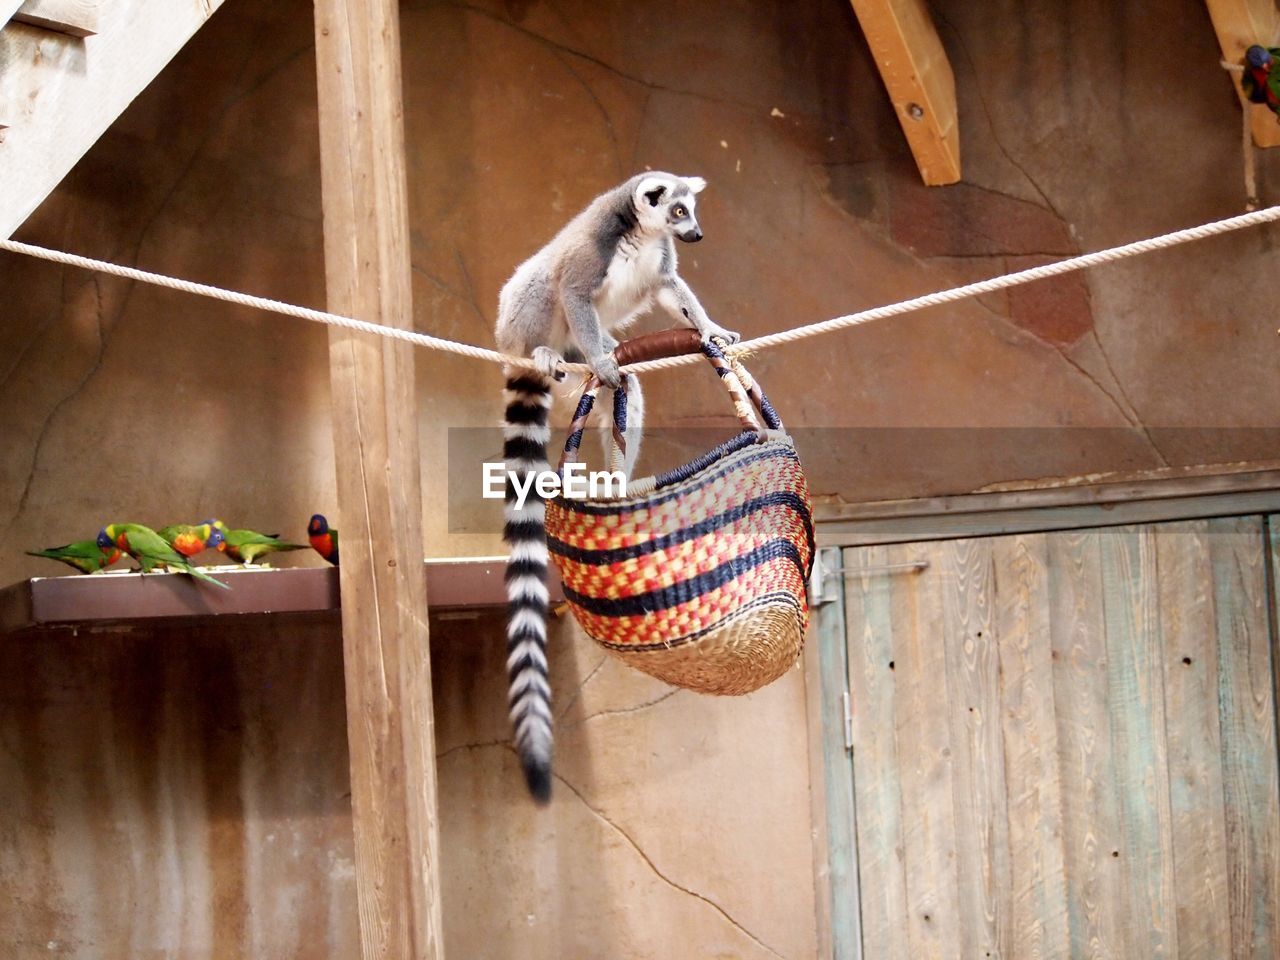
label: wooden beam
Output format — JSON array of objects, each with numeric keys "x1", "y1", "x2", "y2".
[
  {"x1": 13, "y1": 0, "x2": 99, "y2": 37},
  {"x1": 313, "y1": 0, "x2": 444, "y2": 956},
  {"x1": 849, "y1": 0, "x2": 960, "y2": 185},
  {"x1": 0, "y1": 0, "x2": 25, "y2": 30},
  {"x1": 814, "y1": 469, "x2": 1280, "y2": 547},
  {"x1": 0, "y1": 0, "x2": 227, "y2": 236},
  {"x1": 1204, "y1": 0, "x2": 1280, "y2": 147}
]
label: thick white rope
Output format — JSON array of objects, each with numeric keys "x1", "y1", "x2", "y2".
[{"x1": 3, "y1": 202, "x2": 1280, "y2": 377}]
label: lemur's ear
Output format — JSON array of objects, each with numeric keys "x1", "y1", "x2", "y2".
[
  {"x1": 636, "y1": 177, "x2": 670, "y2": 207},
  {"x1": 683, "y1": 176, "x2": 707, "y2": 194}
]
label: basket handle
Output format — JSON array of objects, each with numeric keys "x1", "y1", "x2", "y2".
[{"x1": 558, "y1": 329, "x2": 784, "y2": 471}]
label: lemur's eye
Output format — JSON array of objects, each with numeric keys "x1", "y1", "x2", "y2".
[{"x1": 673, "y1": 205, "x2": 687, "y2": 218}]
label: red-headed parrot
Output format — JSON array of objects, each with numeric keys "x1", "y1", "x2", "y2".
[
  {"x1": 308, "y1": 514, "x2": 339, "y2": 566},
  {"x1": 27, "y1": 540, "x2": 125, "y2": 574},
  {"x1": 98, "y1": 523, "x2": 229, "y2": 589},
  {"x1": 157, "y1": 522, "x2": 225, "y2": 559},
  {"x1": 1243, "y1": 45, "x2": 1280, "y2": 116},
  {"x1": 205, "y1": 519, "x2": 306, "y2": 566}
]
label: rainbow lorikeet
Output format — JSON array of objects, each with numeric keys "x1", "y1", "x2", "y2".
[
  {"x1": 308, "y1": 514, "x2": 339, "y2": 566},
  {"x1": 1243, "y1": 45, "x2": 1280, "y2": 116},
  {"x1": 27, "y1": 540, "x2": 125, "y2": 574},
  {"x1": 205, "y1": 519, "x2": 306, "y2": 566},
  {"x1": 97, "y1": 523, "x2": 229, "y2": 589},
  {"x1": 157, "y1": 522, "x2": 225, "y2": 559}
]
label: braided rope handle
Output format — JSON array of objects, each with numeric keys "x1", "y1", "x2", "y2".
[{"x1": 557, "y1": 330, "x2": 783, "y2": 471}]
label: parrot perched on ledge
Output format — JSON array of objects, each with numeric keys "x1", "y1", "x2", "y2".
[
  {"x1": 1243, "y1": 45, "x2": 1280, "y2": 117},
  {"x1": 27, "y1": 540, "x2": 125, "y2": 574},
  {"x1": 157, "y1": 522, "x2": 224, "y2": 559},
  {"x1": 98, "y1": 523, "x2": 229, "y2": 589},
  {"x1": 308, "y1": 514, "x2": 339, "y2": 566},
  {"x1": 205, "y1": 519, "x2": 307, "y2": 566}
]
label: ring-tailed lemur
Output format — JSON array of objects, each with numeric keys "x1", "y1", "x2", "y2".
[{"x1": 495, "y1": 172, "x2": 739, "y2": 802}]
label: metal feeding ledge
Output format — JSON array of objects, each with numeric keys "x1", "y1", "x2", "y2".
[{"x1": 0, "y1": 558, "x2": 562, "y2": 633}]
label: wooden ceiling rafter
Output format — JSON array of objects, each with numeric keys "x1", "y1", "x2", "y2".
[
  {"x1": 849, "y1": 0, "x2": 960, "y2": 185},
  {"x1": 1204, "y1": 0, "x2": 1280, "y2": 147}
]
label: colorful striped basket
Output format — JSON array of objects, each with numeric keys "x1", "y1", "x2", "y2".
[{"x1": 545, "y1": 329, "x2": 814, "y2": 695}]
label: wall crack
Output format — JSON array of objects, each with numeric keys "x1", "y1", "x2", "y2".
[{"x1": 554, "y1": 772, "x2": 789, "y2": 959}]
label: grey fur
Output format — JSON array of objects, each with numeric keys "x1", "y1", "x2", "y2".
[{"x1": 495, "y1": 171, "x2": 739, "y2": 393}]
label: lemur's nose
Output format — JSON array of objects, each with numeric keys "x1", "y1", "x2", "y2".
[{"x1": 682, "y1": 227, "x2": 703, "y2": 243}]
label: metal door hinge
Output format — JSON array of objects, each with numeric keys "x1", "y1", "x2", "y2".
[{"x1": 842, "y1": 689, "x2": 854, "y2": 751}]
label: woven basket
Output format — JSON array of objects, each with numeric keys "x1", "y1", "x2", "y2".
[{"x1": 545, "y1": 330, "x2": 814, "y2": 695}]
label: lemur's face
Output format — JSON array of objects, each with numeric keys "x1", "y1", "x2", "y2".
[{"x1": 635, "y1": 175, "x2": 707, "y2": 242}]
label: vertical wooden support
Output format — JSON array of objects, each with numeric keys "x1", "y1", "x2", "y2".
[{"x1": 313, "y1": 1, "x2": 443, "y2": 957}]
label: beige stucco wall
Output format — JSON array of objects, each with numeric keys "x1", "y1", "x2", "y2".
[{"x1": 3, "y1": 0, "x2": 1280, "y2": 956}]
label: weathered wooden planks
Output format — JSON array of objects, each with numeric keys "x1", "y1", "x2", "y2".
[
  {"x1": 1049, "y1": 530, "x2": 1129, "y2": 959},
  {"x1": 995, "y1": 534, "x2": 1070, "y2": 958},
  {"x1": 844, "y1": 545, "x2": 910, "y2": 960},
  {"x1": 1209, "y1": 517, "x2": 1280, "y2": 958},
  {"x1": 838, "y1": 517, "x2": 1280, "y2": 958},
  {"x1": 1099, "y1": 526, "x2": 1180, "y2": 959},
  {"x1": 891, "y1": 543, "x2": 962, "y2": 959},
  {"x1": 1154, "y1": 521, "x2": 1232, "y2": 960},
  {"x1": 806, "y1": 548, "x2": 863, "y2": 960},
  {"x1": 937, "y1": 538, "x2": 1009, "y2": 959}
]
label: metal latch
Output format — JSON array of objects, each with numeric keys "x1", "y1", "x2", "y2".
[{"x1": 808, "y1": 545, "x2": 929, "y2": 607}]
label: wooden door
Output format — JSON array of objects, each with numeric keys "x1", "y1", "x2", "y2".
[{"x1": 841, "y1": 516, "x2": 1280, "y2": 960}]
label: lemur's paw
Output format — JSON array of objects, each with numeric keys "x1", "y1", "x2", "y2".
[
  {"x1": 704, "y1": 325, "x2": 741, "y2": 346},
  {"x1": 532, "y1": 345, "x2": 567, "y2": 382},
  {"x1": 590, "y1": 354, "x2": 622, "y2": 389}
]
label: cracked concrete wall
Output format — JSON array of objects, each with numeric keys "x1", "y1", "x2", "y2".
[
  {"x1": 4, "y1": 0, "x2": 1280, "y2": 956},
  {"x1": 1, "y1": 613, "x2": 816, "y2": 959}
]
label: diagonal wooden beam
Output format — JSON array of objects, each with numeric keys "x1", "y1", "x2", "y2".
[
  {"x1": 1204, "y1": 0, "x2": 1280, "y2": 147},
  {"x1": 0, "y1": 0, "x2": 227, "y2": 236},
  {"x1": 0, "y1": 1, "x2": 24, "y2": 30},
  {"x1": 12, "y1": 0, "x2": 99, "y2": 37},
  {"x1": 313, "y1": 0, "x2": 444, "y2": 955},
  {"x1": 849, "y1": 0, "x2": 960, "y2": 185}
]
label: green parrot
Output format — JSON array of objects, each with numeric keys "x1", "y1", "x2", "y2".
[
  {"x1": 98, "y1": 523, "x2": 229, "y2": 589},
  {"x1": 156, "y1": 522, "x2": 225, "y2": 559},
  {"x1": 205, "y1": 519, "x2": 307, "y2": 566},
  {"x1": 27, "y1": 540, "x2": 126, "y2": 574}
]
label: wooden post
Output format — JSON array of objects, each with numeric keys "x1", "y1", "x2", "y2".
[{"x1": 312, "y1": 1, "x2": 443, "y2": 957}]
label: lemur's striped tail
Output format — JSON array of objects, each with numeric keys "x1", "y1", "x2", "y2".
[{"x1": 503, "y1": 372, "x2": 555, "y2": 803}]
